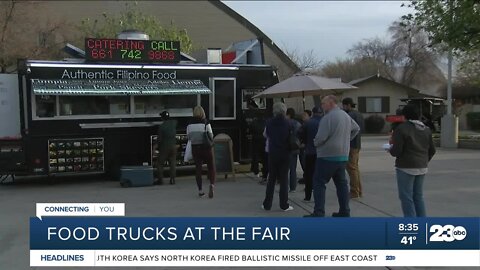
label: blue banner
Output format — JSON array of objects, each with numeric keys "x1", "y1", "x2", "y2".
[{"x1": 30, "y1": 217, "x2": 480, "y2": 250}]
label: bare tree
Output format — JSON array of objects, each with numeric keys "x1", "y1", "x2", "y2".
[
  {"x1": 450, "y1": 50, "x2": 480, "y2": 98},
  {"x1": 388, "y1": 20, "x2": 439, "y2": 86},
  {"x1": 282, "y1": 46, "x2": 323, "y2": 72},
  {"x1": 0, "y1": 1, "x2": 70, "y2": 73},
  {"x1": 320, "y1": 19, "x2": 445, "y2": 96},
  {"x1": 0, "y1": 0, "x2": 18, "y2": 73},
  {"x1": 347, "y1": 37, "x2": 397, "y2": 80},
  {"x1": 320, "y1": 57, "x2": 382, "y2": 83}
]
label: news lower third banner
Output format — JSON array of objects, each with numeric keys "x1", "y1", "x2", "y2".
[{"x1": 30, "y1": 204, "x2": 480, "y2": 267}]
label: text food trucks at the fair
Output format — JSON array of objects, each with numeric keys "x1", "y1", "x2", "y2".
[{"x1": 0, "y1": 37, "x2": 278, "y2": 181}]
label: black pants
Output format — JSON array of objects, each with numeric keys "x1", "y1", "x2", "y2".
[
  {"x1": 263, "y1": 154, "x2": 289, "y2": 210},
  {"x1": 250, "y1": 139, "x2": 265, "y2": 175},
  {"x1": 157, "y1": 144, "x2": 177, "y2": 183},
  {"x1": 262, "y1": 151, "x2": 269, "y2": 179},
  {"x1": 304, "y1": 154, "x2": 316, "y2": 200},
  {"x1": 192, "y1": 145, "x2": 216, "y2": 191}
]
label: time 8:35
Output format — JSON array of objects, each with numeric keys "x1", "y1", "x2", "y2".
[
  {"x1": 121, "y1": 49, "x2": 141, "y2": 59},
  {"x1": 398, "y1": 223, "x2": 419, "y2": 231}
]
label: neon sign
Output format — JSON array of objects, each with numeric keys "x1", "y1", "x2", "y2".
[{"x1": 84, "y1": 38, "x2": 181, "y2": 63}]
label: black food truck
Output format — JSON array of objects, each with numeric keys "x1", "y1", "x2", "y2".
[{"x1": 0, "y1": 37, "x2": 278, "y2": 181}]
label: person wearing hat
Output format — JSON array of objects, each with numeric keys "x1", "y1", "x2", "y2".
[
  {"x1": 342, "y1": 97, "x2": 365, "y2": 198},
  {"x1": 156, "y1": 110, "x2": 178, "y2": 185}
]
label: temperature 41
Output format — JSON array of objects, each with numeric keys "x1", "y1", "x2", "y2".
[{"x1": 401, "y1": 236, "x2": 417, "y2": 245}]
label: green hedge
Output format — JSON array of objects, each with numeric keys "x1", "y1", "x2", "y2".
[{"x1": 466, "y1": 112, "x2": 480, "y2": 130}]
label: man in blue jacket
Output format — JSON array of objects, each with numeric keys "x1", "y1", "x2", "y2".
[{"x1": 305, "y1": 95, "x2": 360, "y2": 217}]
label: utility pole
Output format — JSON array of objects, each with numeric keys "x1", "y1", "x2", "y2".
[
  {"x1": 440, "y1": 0, "x2": 458, "y2": 148},
  {"x1": 447, "y1": 50, "x2": 453, "y2": 115}
]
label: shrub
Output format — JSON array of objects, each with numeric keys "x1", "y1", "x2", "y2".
[
  {"x1": 466, "y1": 112, "x2": 480, "y2": 130},
  {"x1": 365, "y1": 115, "x2": 386, "y2": 133}
]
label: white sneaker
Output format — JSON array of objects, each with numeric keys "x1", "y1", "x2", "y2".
[{"x1": 282, "y1": 206, "x2": 294, "y2": 212}]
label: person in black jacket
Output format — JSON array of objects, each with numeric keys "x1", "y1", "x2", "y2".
[
  {"x1": 389, "y1": 105, "x2": 436, "y2": 217},
  {"x1": 156, "y1": 111, "x2": 178, "y2": 185},
  {"x1": 262, "y1": 102, "x2": 294, "y2": 212}
]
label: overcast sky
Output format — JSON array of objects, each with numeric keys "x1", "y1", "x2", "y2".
[{"x1": 223, "y1": 1, "x2": 412, "y2": 63}]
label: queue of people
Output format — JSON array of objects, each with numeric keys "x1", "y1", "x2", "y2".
[
  {"x1": 258, "y1": 96, "x2": 434, "y2": 217},
  {"x1": 155, "y1": 98, "x2": 435, "y2": 217},
  {"x1": 260, "y1": 96, "x2": 360, "y2": 215}
]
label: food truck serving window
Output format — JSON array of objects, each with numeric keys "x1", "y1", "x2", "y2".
[
  {"x1": 59, "y1": 96, "x2": 130, "y2": 115},
  {"x1": 212, "y1": 78, "x2": 236, "y2": 120},
  {"x1": 35, "y1": 95, "x2": 56, "y2": 118},
  {"x1": 31, "y1": 79, "x2": 210, "y2": 119},
  {"x1": 134, "y1": 95, "x2": 197, "y2": 117}
]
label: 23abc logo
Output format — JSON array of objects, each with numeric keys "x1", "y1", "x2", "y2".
[{"x1": 429, "y1": 225, "x2": 467, "y2": 242}]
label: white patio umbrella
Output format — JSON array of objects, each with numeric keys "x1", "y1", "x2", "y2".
[{"x1": 253, "y1": 73, "x2": 357, "y2": 109}]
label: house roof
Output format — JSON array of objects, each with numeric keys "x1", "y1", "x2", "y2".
[
  {"x1": 348, "y1": 74, "x2": 380, "y2": 86},
  {"x1": 211, "y1": 1, "x2": 300, "y2": 73},
  {"x1": 348, "y1": 74, "x2": 442, "y2": 98}
]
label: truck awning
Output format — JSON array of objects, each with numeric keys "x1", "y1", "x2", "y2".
[{"x1": 31, "y1": 79, "x2": 211, "y2": 95}]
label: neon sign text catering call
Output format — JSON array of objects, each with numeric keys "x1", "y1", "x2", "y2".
[{"x1": 84, "y1": 38, "x2": 181, "y2": 63}]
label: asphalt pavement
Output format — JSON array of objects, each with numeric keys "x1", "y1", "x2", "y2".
[{"x1": 0, "y1": 136, "x2": 478, "y2": 270}]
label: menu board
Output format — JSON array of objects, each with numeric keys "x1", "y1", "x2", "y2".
[
  {"x1": 151, "y1": 134, "x2": 189, "y2": 167},
  {"x1": 48, "y1": 138, "x2": 104, "y2": 174},
  {"x1": 242, "y1": 88, "x2": 266, "y2": 110}
]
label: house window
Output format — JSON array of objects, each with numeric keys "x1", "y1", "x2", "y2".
[
  {"x1": 366, "y1": 97, "x2": 382, "y2": 113},
  {"x1": 212, "y1": 78, "x2": 236, "y2": 119},
  {"x1": 358, "y1": 96, "x2": 390, "y2": 113}
]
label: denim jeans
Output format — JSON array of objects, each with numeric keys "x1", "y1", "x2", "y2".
[
  {"x1": 396, "y1": 169, "x2": 426, "y2": 217},
  {"x1": 289, "y1": 152, "x2": 298, "y2": 191},
  {"x1": 312, "y1": 158, "x2": 349, "y2": 216}
]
